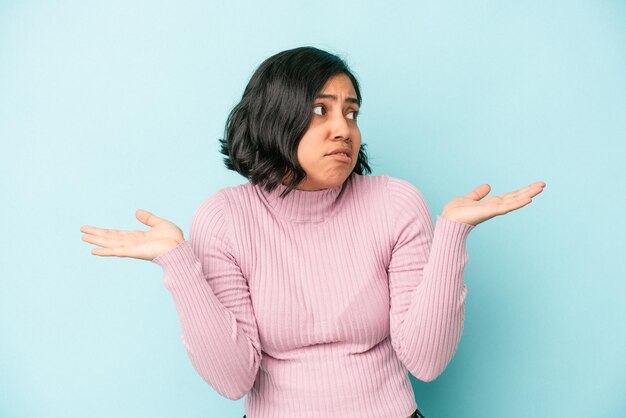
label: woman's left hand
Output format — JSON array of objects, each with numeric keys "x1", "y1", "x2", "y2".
[{"x1": 441, "y1": 181, "x2": 546, "y2": 227}]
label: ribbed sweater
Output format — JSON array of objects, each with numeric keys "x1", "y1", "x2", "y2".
[{"x1": 152, "y1": 172, "x2": 475, "y2": 418}]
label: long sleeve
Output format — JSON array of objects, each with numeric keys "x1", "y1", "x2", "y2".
[
  {"x1": 386, "y1": 177, "x2": 475, "y2": 382},
  {"x1": 151, "y1": 191, "x2": 262, "y2": 400}
]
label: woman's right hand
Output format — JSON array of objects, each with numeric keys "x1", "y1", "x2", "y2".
[{"x1": 80, "y1": 209, "x2": 185, "y2": 261}]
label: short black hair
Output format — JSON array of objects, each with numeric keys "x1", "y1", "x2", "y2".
[{"x1": 218, "y1": 46, "x2": 372, "y2": 197}]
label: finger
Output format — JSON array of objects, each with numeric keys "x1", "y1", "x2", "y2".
[
  {"x1": 498, "y1": 189, "x2": 531, "y2": 203},
  {"x1": 506, "y1": 182, "x2": 546, "y2": 200},
  {"x1": 493, "y1": 195, "x2": 534, "y2": 215},
  {"x1": 527, "y1": 185, "x2": 545, "y2": 198},
  {"x1": 79, "y1": 225, "x2": 122, "y2": 239},
  {"x1": 82, "y1": 233, "x2": 122, "y2": 248},
  {"x1": 464, "y1": 184, "x2": 491, "y2": 201},
  {"x1": 136, "y1": 209, "x2": 162, "y2": 227},
  {"x1": 91, "y1": 246, "x2": 123, "y2": 257}
]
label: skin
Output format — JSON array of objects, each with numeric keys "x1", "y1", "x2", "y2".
[
  {"x1": 288, "y1": 73, "x2": 361, "y2": 191},
  {"x1": 80, "y1": 73, "x2": 546, "y2": 262}
]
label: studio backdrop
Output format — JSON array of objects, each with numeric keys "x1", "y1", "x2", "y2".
[{"x1": 1, "y1": 1, "x2": 625, "y2": 417}]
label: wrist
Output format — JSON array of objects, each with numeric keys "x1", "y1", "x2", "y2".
[{"x1": 440, "y1": 213, "x2": 476, "y2": 226}]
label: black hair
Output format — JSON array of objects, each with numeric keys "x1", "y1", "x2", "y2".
[{"x1": 218, "y1": 46, "x2": 372, "y2": 197}]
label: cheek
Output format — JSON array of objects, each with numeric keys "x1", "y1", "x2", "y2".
[
  {"x1": 298, "y1": 128, "x2": 325, "y2": 161},
  {"x1": 296, "y1": 141, "x2": 316, "y2": 168},
  {"x1": 353, "y1": 130, "x2": 362, "y2": 151},
  {"x1": 352, "y1": 135, "x2": 362, "y2": 168}
]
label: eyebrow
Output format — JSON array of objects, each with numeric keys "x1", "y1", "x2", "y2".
[{"x1": 315, "y1": 94, "x2": 359, "y2": 105}]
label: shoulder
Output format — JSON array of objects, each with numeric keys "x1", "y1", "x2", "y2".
[
  {"x1": 350, "y1": 173, "x2": 423, "y2": 195},
  {"x1": 384, "y1": 175, "x2": 427, "y2": 203},
  {"x1": 190, "y1": 181, "x2": 258, "y2": 236},
  {"x1": 386, "y1": 177, "x2": 430, "y2": 221},
  {"x1": 187, "y1": 186, "x2": 248, "y2": 259},
  {"x1": 348, "y1": 173, "x2": 430, "y2": 220},
  {"x1": 193, "y1": 188, "x2": 227, "y2": 221},
  {"x1": 347, "y1": 172, "x2": 388, "y2": 197},
  {"x1": 376, "y1": 175, "x2": 433, "y2": 235},
  {"x1": 193, "y1": 182, "x2": 250, "y2": 217},
  {"x1": 190, "y1": 184, "x2": 247, "y2": 241},
  {"x1": 350, "y1": 174, "x2": 426, "y2": 206},
  {"x1": 345, "y1": 173, "x2": 428, "y2": 208}
]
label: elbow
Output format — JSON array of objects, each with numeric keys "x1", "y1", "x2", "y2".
[
  {"x1": 222, "y1": 387, "x2": 249, "y2": 401},
  {"x1": 184, "y1": 340, "x2": 262, "y2": 400},
  {"x1": 410, "y1": 354, "x2": 458, "y2": 382},
  {"x1": 196, "y1": 352, "x2": 261, "y2": 401},
  {"x1": 391, "y1": 338, "x2": 449, "y2": 383},
  {"x1": 406, "y1": 356, "x2": 450, "y2": 382},
  {"x1": 413, "y1": 368, "x2": 443, "y2": 383},
  {"x1": 208, "y1": 374, "x2": 255, "y2": 401}
]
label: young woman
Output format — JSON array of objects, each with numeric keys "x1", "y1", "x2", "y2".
[{"x1": 80, "y1": 46, "x2": 545, "y2": 418}]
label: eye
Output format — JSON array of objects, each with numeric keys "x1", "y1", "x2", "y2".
[
  {"x1": 313, "y1": 104, "x2": 326, "y2": 116},
  {"x1": 347, "y1": 110, "x2": 359, "y2": 121}
]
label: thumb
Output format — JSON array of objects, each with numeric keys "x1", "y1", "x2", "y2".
[
  {"x1": 136, "y1": 209, "x2": 162, "y2": 227},
  {"x1": 464, "y1": 184, "x2": 491, "y2": 201}
]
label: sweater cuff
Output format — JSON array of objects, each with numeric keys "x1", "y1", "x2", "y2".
[
  {"x1": 435, "y1": 214, "x2": 475, "y2": 238},
  {"x1": 151, "y1": 240, "x2": 193, "y2": 267},
  {"x1": 432, "y1": 215, "x2": 475, "y2": 260},
  {"x1": 151, "y1": 240, "x2": 208, "y2": 292}
]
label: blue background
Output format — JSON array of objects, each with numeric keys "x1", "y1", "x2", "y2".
[{"x1": 1, "y1": 1, "x2": 625, "y2": 417}]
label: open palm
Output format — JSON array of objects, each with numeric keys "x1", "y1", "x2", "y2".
[
  {"x1": 442, "y1": 181, "x2": 546, "y2": 226},
  {"x1": 80, "y1": 209, "x2": 184, "y2": 261}
]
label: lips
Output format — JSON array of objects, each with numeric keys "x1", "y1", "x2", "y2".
[{"x1": 327, "y1": 148, "x2": 353, "y2": 158}]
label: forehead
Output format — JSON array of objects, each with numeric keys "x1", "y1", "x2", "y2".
[{"x1": 320, "y1": 73, "x2": 357, "y2": 96}]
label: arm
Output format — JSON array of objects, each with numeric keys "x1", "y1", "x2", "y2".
[
  {"x1": 386, "y1": 177, "x2": 475, "y2": 382},
  {"x1": 152, "y1": 191, "x2": 262, "y2": 399}
]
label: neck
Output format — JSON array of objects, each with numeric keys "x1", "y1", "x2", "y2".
[
  {"x1": 281, "y1": 175, "x2": 341, "y2": 192},
  {"x1": 259, "y1": 174, "x2": 354, "y2": 222}
]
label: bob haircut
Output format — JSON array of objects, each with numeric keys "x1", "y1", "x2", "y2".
[{"x1": 219, "y1": 46, "x2": 372, "y2": 197}]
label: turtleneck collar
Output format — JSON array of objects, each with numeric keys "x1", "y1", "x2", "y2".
[{"x1": 255, "y1": 174, "x2": 353, "y2": 223}]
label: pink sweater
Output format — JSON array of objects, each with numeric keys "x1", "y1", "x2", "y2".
[{"x1": 152, "y1": 173, "x2": 474, "y2": 418}]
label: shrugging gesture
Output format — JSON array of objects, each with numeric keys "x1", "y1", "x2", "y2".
[
  {"x1": 441, "y1": 181, "x2": 546, "y2": 226},
  {"x1": 80, "y1": 209, "x2": 184, "y2": 261}
]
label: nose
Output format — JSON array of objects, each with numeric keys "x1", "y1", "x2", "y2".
[{"x1": 329, "y1": 111, "x2": 350, "y2": 141}]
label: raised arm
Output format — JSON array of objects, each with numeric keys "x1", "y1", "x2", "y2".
[
  {"x1": 152, "y1": 191, "x2": 262, "y2": 399},
  {"x1": 386, "y1": 177, "x2": 545, "y2": 381},
  {"x1": 386, "y1": 177, "x2": 475, "y2": 382}
]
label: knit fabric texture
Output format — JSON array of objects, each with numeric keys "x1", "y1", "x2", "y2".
[{"x1": 152, "y1": 173, "x2": 475, "y2": 418}]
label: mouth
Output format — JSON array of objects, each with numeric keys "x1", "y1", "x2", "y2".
[
  {"x1": 327, "y1": 148, "x2": 353, "y2": 158},
  {"x1": 326, "y1": 152, "x2": 352, "y2": 163}
]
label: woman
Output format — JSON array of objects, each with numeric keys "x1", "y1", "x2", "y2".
[{"x1": 80, "y1": 46, "x2": 545, "y2": 418}]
